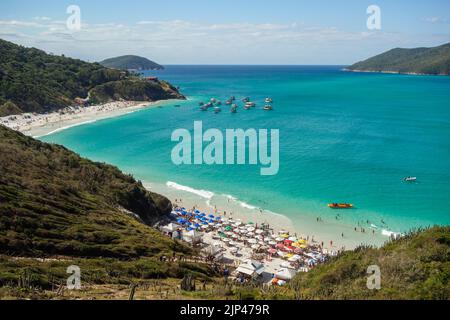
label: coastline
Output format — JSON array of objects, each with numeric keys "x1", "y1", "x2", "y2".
[
  {"x1": 145, "y1": 180, "x2": 390, "y2": 251},
  {"x1": 343, "y1": 68, "x2": 449, "y2": 76},
  {"x1": 0, "y1": 100, "x2": 178, "y2": 138}
]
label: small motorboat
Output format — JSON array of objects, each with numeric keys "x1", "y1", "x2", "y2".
[
  {"x1": 243, "y1": 97, "x2": 250, "y2": 103},
  {"x1": 231, "y1": 104, "x2": 238, "y2": 113},
  {"x1": 263, "y1": 105, "x2": 273, "y2": 111},
  {"x1": 328, "y1": 203, "x2": 354, "y2": 209},
  {"x1": 199, "y1": 101, "x2": 205, "y2": 106},
  {"x1": 404, "y1": 177, "x2": 417, "y2": 182},
  {"x1": 214, "y1": 107, "x2": 221, "y2": 114},
  {"x1": 225, "y1": 100, "x2": 232, "y2": 105},
  {"x1": 265, "y1": 97, "x2": 273, "y2": 103},
  {"x1": 245, "y1": 102, "x2": 256, "y2": 108}
]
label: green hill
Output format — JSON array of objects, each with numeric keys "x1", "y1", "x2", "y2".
[
  {"x1": 346, "y1": 42, "x2": 450, "y2": 75},
  {"x1": 100, "y1": 55, "x2": 164, "y2": 71},
  {"x1": 0, "y1": 124, "x2": 183, "y2": 259},
  {"x1": 0, "y1": 39, "x2": 181, "y2": 116},
  {"x1": 290, "y1": 227, "x2": 450, "y2": 300}
]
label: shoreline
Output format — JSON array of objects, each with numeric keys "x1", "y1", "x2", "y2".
[
  {"x1": 343, "y1": 68, "x2": 449, "y2": 76},
  {"x1": 145, "y1": 180, "x2": 391, "y2": 251},
  {"x1": 0, "y1": 100, "x2": 179, "y2": 138}
]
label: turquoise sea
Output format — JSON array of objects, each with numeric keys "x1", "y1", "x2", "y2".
[{"x1": 41, "y1": 66, "x2": 450, "y2": 238}]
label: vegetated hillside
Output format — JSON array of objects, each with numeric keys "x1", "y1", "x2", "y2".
[
  {"x1": 290, "y1": 227, "x2": 450, "y2": 300},
  {"x1": 0, "y1": 124, "x2": 185, "y2": 259},
  {"x1": 89, "y1": 79, "x2": 183, "y2": 104},
  {"x1": 0, "y1": 39, "x2": 181, "y2": 116},
  {"x1": 346, "y1": 42, "x2": 450, "y2": 75},
  {"x1": 100, "y1": 55, "x2": 164, "y2": 71}
]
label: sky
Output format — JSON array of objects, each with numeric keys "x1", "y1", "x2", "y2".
[{"x1": 1, "y1": 0, "x2": 449, "y2": 64}]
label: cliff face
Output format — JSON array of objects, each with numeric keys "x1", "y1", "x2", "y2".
[
  {"x1": 346, "y1": 42, "x2": 450, "y2": 75},
  {"x1": 0, "y1": 39, "x2": 183, "y2": 116},
  {"x1": 0, "y1": 125, "x2": 177, "y2": 259}
]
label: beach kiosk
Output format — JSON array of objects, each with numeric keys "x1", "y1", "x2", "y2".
[
  {"x1": 162, "y1": 223, "x2": 182, "y2": 239},
  {"x1": 275, "y1": 268, "x2": 298, "y2": 281},
  {"x1": 235, "y1": 260, "x2": 265, "y2": 279},
  {"x1": 182, "y1": 229, "x2": 202, "y2": 244}
]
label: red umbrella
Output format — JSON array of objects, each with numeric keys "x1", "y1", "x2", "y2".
[
  {"x1": 286, "y1": 246, "x2": 295, "y2": 251},
  {"x1": 276, "y1": 243, "x2": 285, "y2": 250},
  {"x1": 268, "y1": 248, "x2": 277, "y2": 254},
  {"x1": 284, "y1": 239, "x2": 293, "y2": 245}
]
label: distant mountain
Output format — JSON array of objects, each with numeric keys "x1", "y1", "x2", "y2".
[
  {"x1": 0, "y1": 39, "x2": 181, "y2": 116},
  {"x1": 346, "y1": 42, "x2": 450, "y2": 75},
  {"x1": 100, "y1": 55, "x2": 164, "y2": 71}
]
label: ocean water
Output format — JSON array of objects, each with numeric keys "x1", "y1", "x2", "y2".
[{"x1": 41, "y1": 66, "x2": 450, "y2": 238}]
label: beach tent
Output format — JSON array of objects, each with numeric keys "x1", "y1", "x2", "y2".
[
  {"x1": 162, "y1": 223, "x2": 181, "y2": 233},
  {"x1": 275, "y1": 268, "x2": 298, "y2": 281},
  {"x1": 236, "y1": 260, "x2": 265, "y2": 278},
  {"x1": 182, "y1": 229, "x2": 202, "y2": 244}
]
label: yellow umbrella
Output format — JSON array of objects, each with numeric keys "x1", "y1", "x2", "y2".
[{"x1": 281, "y1": 234, "x2": 289, "y2": 239}]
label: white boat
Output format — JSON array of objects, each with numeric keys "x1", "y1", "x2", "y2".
[
  {"x1": 265, "y1": 97, "x2": 273, "y2": 103},
  {"x1": 263, "y1": 105, "x2": 273, "y2": 111},
  {"x1": 404, "y1": 177, "x2": 417, "y2": 182},
  {"x1": 214, "y1": 107, "x2": 221, "y2": 114}
]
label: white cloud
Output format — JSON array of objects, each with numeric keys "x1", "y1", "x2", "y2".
[{"x1": 1, "y1": 18, "x2": 449, "y2": 64}]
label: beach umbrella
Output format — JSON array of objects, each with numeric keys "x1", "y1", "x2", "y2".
[
  {"x1": 248, "y1": 222, "x2": 254, "y2": 225},
  {"x1": 279, "y1": 230, "x2": 289, "y2": 235},
  {"x1": 288, "y1": 237, "x2": 298, "y2": 242},
  {"x1": 230, "y1": 247, "x2": 239, "y2": 254},
  {"x1": 255, "y1": 230, "x2": 264, "y2": 235},
  {"x1": 225, "y1": 226, "x2": 233, "y2": 231},
  {"x1": 194, "y1": 223, "x2": 201, "y2": 228},
  {"x1": 281, "y1": 234, "x2": 290, "y2": 239},
  {"x1": 222, "y1": 238, "x2": 230, "y2": 243},
  {"x1": 201, "y1": 225, "x2": 209, "y2": 229},
  {"x1": 276, "y1": 244, "x2": 285, "y2": 250},
  {"x1": 248, "y1": 239, "x2": 258, "y2": 244},
  {"x1": 268, "y1": 248, "x2": 277, "y2": 255},
  {"x1": 284, "y1": 240, "x2": 293, "y2": 245},
  {"x1": 258, "y1": 241, "x2": 266, "y2": 246},
  {"x1": 247, "y1": 227, "x2": 255, "y2": 232},
  {"x1": 202, "y1": 222, "x2": 209, "y2": 225},
  {"x1": 200, "y1": 213, "x2": 206, "y2": 217},
  {"x1": 209, "y1": 214, "x2": 215, "y2": 219},
  {"x1": 251, "y1": 244, "x2": 260, "y2": 250},
  {"x1": 225, "y1": 231, "x2": 234, "y2": 236},
  {"x1": 269, "y1": 241, "x2": 277, "y2": 246},
  {"x1": 215, "y1": 216, "x2": 222, "y2": 221},
  {"x1": 185, "y1": 221, "x2": 192, "y2": 226},
  {"x1": 186, "y1": 227, "x2": 193, "y2": 231},
  {"x1": 209, "y1": 219, "x2": 215, "y2": 223},
  {"x1": 275, "y1": 237, "x2": 284, "y2": 242}
]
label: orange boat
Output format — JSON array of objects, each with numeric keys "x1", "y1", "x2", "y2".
[{"x1": 328, "y1": 203, "x2": 354, "y2": 209}]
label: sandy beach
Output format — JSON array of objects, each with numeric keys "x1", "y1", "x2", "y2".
[
  {"x1": 0, "y1": 100, "x2": 167, "y2": 138},
  {"x1": 145, "y1": 181, "x2": 390, "y2": 251}
]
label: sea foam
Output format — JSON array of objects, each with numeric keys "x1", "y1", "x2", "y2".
[{"x1": 166, "y1": 181, "x2": 215, "y2": 199}]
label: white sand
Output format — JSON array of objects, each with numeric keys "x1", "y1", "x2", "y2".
[{"x1": 0, "y1": 100, "x2": 171, "y2": 138}]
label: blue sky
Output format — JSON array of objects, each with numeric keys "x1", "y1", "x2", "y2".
[{"x1": 1, "y1": 0, "x2": 449, "y2": 64}]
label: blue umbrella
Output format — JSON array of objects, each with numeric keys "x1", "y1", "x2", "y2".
[
  {"x1": 209, "y1": 219, "x2": 215, "y2": 223},
  {"x1": 186, "y1": 227, "x2": 193, "y2": 231},
  {"x1": 186, "y1": 221, "x2": 192, "y2": 226},
  {"x1": 200, "y1": 213, "x2": 206, "y2": 217},
  {"x1": 215, "y1": 217, "x2": 222, "y2": 221},
  {"x1": 194, "y1": 223, "x2": 201, "y2": 228},
  {"x1": 202, "y1": 222, "x2": 209, "y2": 225},
  {"x1": 209, "y1": 214, "x2": 215, "y2": 219},
  {"x1": 195, "y1": 210, "x2": 200, "y2": 214}
]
